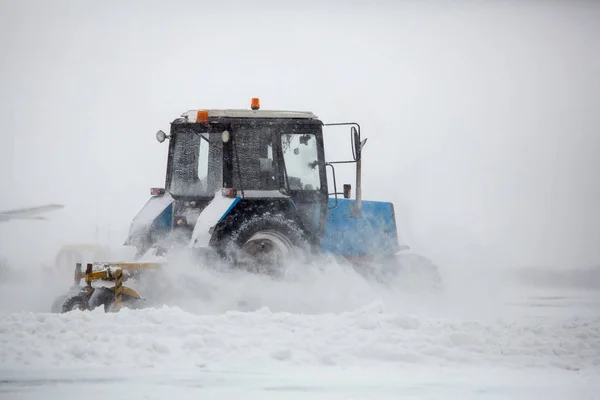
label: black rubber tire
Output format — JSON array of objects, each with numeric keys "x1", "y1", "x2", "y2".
[
  {"x1": 89, "y1": 287, "x2": 140, "y2": 312},
  {"x1": 61, "y1": 295, "x2": 90, "y2": 313},
  {"x1": 225, "y1": 213, "x2": 310, "y2": 276},
  {"x1": 89, "y1": 287, "x2": 117, "y2": 312}
]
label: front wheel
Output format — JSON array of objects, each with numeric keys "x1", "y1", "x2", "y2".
[{"x1": 61, "y1": 295, "x2": 90, "y2": 313}]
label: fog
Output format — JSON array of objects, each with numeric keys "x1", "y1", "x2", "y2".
[{"x1": 1, "y1": 0, "x2": 599, "y2": 272}]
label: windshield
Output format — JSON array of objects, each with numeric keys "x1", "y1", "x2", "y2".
[
  {"x1": 232, "y1": 125, "x2": 277, "y2": 191},
  {"x1": 168, "y1": 128, "x2": 222, "y2": 197},
  {"x1": 281, "y1": 133, "x2": 321, "y2": 191}
]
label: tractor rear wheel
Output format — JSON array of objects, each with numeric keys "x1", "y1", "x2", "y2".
[
  {"x1": 241, "y1": 230, "x2": 294, "y2": 263},
  {"x1": 227, "y1": 214, "x2": 309, "y2": 276}
]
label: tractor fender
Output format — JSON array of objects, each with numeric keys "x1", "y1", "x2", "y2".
[{"x1": 190, "y1": 192, "x2": 240, "y2": 248}]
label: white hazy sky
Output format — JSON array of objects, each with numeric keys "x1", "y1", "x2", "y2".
[{"x1": 0, "y1": 0, "x2": 599, "y2": 269}]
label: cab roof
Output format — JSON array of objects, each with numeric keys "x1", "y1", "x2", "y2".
[{"x1": 178, "y1": 109, "x2": 319, "y2": 122}]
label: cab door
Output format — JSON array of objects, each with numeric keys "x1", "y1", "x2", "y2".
[{"x1": 276, "y1": 121, "x2": 328, "y2": 244}]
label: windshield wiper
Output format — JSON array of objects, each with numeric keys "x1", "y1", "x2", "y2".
[{"x1": 193, "y1": 132, "x2": 221, "y2": 151}]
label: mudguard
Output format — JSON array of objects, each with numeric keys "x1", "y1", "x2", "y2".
[
  {"x1": 124, "y1": 193, "x2": 174, "y2": 249},
  {"x1": 190, "y1": 192, "x2": 240, "y2": 248}
]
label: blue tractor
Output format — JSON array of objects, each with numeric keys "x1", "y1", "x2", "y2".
[
  {"x1": 122, "y1": 99, "x2": 432, "y2": 277},
  {"x1": 54, "y1": 99, "x2": 441, "y2": 313}
]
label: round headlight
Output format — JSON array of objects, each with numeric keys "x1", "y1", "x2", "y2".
[{"x1": 156, "y1": 130, "x2": 167, "y2": 143}]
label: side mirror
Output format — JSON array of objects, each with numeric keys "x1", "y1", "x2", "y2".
[
  {"x1": 351, "y1": 127, "x2": 359, "y2": 160},
  {"x1": 351, "y1": 126, "x2": 367, "y2": 161},
  {"x1": 156, "y1": 130, "x2": 169, "y2": 143}
]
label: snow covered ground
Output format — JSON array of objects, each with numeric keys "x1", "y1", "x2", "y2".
[{"x1": 1, "y1": 256, "x2": 599, "y2": 399}]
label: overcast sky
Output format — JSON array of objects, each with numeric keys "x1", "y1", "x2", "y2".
[{"x1": 0, "y1": 0, "x2": 598, "y2": 269}]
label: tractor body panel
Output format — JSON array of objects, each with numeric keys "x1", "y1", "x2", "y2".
[
  {"x1": 320, "y1": 198, "x2": 399, "y2": 257},
  {"x1": 190, "y1": 193, "x2": 240, "y2": 248},
  {"x1": 124, "y1": 193, "x2": 174, "y2": 255}
]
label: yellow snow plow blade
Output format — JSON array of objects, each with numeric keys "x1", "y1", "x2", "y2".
[{"x1": 57, "y1": 261, "x2": 168, "y2": 313}]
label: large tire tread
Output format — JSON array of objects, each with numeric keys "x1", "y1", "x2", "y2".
[
  {"x1": 61, "y1": 295, "x2": 90, "y2": 313},
  {"x1": 225, "y1": 213, "x2": 310, "y2": 275}
]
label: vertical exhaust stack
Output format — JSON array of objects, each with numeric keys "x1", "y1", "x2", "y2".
[
  {"x1": 354, "y1": 150, "x2": 362, "y2": 217},
  {"x1": 352, "y1": 126, "x2": 367, "y2": 217}
]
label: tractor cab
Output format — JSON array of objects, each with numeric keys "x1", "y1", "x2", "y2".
[
  {"x1": 161, "y1": 102, "x2": 329, "y2": 251},
  {"x1": 165, "y1": 109, "x2": 326, "y2": 199}
]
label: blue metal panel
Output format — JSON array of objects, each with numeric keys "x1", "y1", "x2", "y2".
[
  {"x1": 320, "y1": 198, "x2": 399, "y2": 256},
  {"x1": 156, "y1": 202, "x2": 173, "y2": 231},
  {"x1": 218, "y1": 197, "x2": 241, "y2": 222},
  {"x1": 124, "y1": 195, "x2": 173, "y2": 247},
  {"x1": 141, "y1": 196, "x2": 173, "y2": 232}
]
